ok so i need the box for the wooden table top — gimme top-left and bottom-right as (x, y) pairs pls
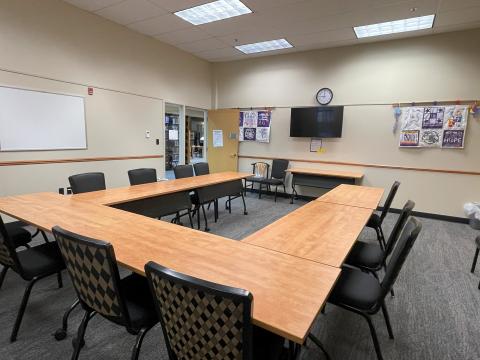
(286, 167), (364, 179)
(317, 184), (384, 209)
(243, 200), (373, 268)
(0, 192), (340, 344)
(72, 171), (251, 205)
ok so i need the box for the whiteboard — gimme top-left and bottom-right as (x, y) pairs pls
(0, 86), (87, 151)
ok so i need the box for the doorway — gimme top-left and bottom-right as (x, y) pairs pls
(164, 103), (184, 180)
(185, 107), (207, 166)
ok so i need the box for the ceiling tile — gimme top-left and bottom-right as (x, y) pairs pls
(177, 37), (229, 52)
(438, 0), (480, 12)
(154, 27), (212, 44)
(194, 47), (244, 60)
(128, 14), (192, 35)
(287, 28), (356, 46)
(218, 28), (287, 46)
(148, 0), (209, 12)
(434, 6), (480, 28)
(63, 0), (124, 12)
(95, 0), (166, 25)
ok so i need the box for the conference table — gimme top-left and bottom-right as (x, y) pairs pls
(0, 172), (384, 346)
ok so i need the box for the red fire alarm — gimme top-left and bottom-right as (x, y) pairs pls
(88, 87), (94, 95)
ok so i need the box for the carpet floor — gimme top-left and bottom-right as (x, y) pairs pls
(0, 193), (479, 359)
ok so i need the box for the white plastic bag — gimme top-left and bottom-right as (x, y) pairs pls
(464, 202), (480, 220)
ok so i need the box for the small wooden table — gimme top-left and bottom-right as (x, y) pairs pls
(317, 184), (384, 210)
(0, 192), (340, 344)
(243, 200), (373, 267)
(286, 168), (364, 203)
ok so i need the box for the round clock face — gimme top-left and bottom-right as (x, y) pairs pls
(316, 88), (333, 105)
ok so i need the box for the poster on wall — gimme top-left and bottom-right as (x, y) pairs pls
(399, 105), (468, 149)
(239, 110), (271, 143)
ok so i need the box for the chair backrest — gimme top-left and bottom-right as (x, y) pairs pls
(68, 172), (106, 194)
(0, 216), (21, 272)
(384, 200), (415, 257)
(252, 162), (269, 178)
(52, 226), (130, 325)
(271, 159), (289, 180)
(128, 168), (157, 186)
(193, 162), (210, 176)
(173, 165), (194, 179)
(379, 181), (400, 222)
(380, 217), (422, 298)
(145, 261), (254, 360)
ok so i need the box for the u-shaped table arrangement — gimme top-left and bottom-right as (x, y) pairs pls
(0, 171), (384, 345)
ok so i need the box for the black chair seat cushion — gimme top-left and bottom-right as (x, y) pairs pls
(259, 178), (283, 185)
(17, 242), (65, 280)
(366, 213), (381, 228)
(117, 273), (157, 331)
(344, 241), (384, 270)
(4, 223), (32, 248)
(253, 325), (285, 360)
(328, 267), (382, 312)
(246, 175), (265, 183)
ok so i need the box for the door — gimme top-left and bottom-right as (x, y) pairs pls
(207, 109), (240, 173)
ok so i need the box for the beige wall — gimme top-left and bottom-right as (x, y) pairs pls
(213, 29), (480, 217)
(0, 0), (212, 201)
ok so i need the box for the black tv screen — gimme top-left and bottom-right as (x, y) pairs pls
(290, 106), (344, 138)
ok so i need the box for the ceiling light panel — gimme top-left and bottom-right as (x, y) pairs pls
(354, 14), (435, 39)
(235, 39), (293, 54)
(174, 0), (252, 25)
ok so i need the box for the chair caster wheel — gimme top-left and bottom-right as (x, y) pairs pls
(244, 211), (248, 215)
(54, 329), (67, 341)
(72, 337), (85, 349)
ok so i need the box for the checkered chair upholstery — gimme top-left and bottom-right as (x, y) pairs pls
(0, 221), (17, 269)
(145, 261), (254, 360)
(53, 226), (126, 320)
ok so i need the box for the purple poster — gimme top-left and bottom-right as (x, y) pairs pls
(243, 128), (256, 141)
(442, 130), (464, 148)
(257, 111), (271, 127)
(422, 107), (445, 129)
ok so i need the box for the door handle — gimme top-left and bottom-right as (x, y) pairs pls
(230, 153), (237, 158)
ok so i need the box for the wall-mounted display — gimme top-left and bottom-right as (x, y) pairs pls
(399, 105), (468, 148)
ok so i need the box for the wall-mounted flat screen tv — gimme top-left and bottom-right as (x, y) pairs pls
(290, 106), (344, 138)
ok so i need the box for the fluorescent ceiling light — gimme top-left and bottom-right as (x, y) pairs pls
(174, 0), (252, 26)
(235, 39), (293, 54)
(354, 14), (435, 39)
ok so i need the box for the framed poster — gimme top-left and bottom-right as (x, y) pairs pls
(239, 110), (271, 143)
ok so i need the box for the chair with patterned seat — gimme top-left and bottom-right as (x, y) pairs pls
(244, 162), (270, 197)
(0, 217), (65, 342)
(145, 261), (285, 360)
(52, 226), (158, 360)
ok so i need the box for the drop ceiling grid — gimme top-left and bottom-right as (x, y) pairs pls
(62, 0), (480, 61)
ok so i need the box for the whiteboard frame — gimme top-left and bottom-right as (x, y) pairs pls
(0, 84), (88, 152)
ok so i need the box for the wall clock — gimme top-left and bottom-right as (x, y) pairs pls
(316, 88), (333, 105)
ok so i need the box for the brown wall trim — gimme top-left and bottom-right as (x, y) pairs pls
(0, 155), (163, 167)
(238, 155), (480, 176)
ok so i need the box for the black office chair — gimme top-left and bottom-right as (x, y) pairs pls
(68, 172), (106, 194)
(344, 200), (415, 297)
(367, 181), (400, 250)
(173, 164), (194, 179)
(52, 226), (158, 360)
(319, 217), (422, 360)
(193, 162), (209, 176)
(245, 162), (270, 196)
(256, 159), (289, 202)
(128, 168), (157, 185)
(145, 261), (285, 360)
(0, 218), (65, 342)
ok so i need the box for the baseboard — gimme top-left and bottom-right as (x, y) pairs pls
(245, 188), (469, 224)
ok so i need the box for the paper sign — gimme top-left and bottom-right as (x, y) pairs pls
(213, 130), (223, 147)
(168, 129), (178, 140)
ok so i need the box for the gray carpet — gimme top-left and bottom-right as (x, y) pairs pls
(1, 193), (479, 360)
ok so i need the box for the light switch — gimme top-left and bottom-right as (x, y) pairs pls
(145, 130), (151, 139)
